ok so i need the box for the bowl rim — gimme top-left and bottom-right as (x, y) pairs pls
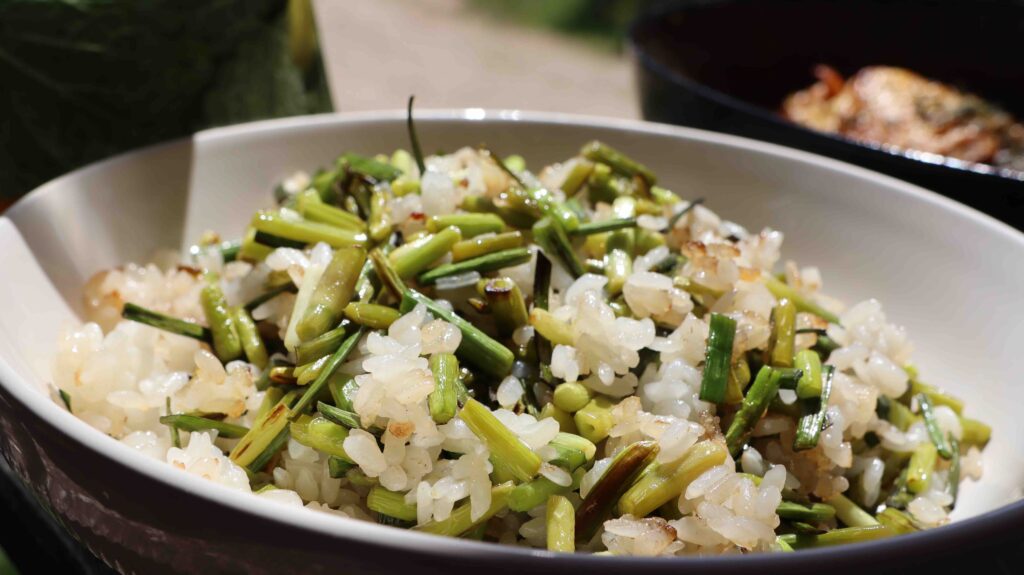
(626, 0), (1024, 184)
(3, 108), (1024, 569)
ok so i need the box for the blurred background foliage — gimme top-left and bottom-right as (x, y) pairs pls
(0, 0), (330, 199)
(469, 0), (657, 49)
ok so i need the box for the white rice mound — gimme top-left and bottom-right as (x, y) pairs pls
(52, 145), (984, 555)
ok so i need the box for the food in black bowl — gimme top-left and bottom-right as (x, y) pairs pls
(784, 65), (1024, 172)
(629, 0), (1024, 228)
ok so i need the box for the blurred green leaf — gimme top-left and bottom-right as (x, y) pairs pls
(0, 0), (331, 198)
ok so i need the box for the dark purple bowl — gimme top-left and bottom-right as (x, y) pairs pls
(629, 0), (1024, 228)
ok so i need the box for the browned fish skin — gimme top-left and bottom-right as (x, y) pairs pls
(783, 66), (1024, 170)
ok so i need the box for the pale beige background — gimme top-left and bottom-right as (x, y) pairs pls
(314, 0), (638, 118)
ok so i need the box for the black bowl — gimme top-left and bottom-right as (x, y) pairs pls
(629, 0), (1024, 228)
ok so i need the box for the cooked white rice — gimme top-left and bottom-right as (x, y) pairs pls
(52, 142), (987, 555)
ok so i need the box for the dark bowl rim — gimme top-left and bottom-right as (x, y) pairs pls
(2, 110), (1024, 571)
(626, 0), (1024, 184)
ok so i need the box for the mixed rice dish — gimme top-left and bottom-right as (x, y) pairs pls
(53, 125), (990, 555)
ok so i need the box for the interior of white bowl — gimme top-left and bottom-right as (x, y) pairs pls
(2, 110), (1023, 553)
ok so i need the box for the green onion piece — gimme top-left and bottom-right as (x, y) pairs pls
(538, 403), (577, 435)
(200, 280), (243, 362)
(876, 396), (918, 431)
(561, 160), (594, 196)
(650, 185), (681, 206)
(517, 186), (580, 232)
(122, 302), (211, 342)
(553, 382), (593, 413)
(675, 276), (724, 301)
(586, 162), (621, 204)
(406, 96), (426, 174)
(829, 493), (879, 527)
(368, 188), (393, 243)
(158, 414), (250, 438)
(876, 507), (920, 535)
(509, 468), (585, 512)
(255, 387), (285, 419)
(775, 367), (804, 389)
(268, 365), (297, 386)
(603, 244), (632, 297)
(885, 466), (913, 510)
(294, 190), (367, 231)
(230, 401), (292, 469)
(724, 356), (752, 405)
(328, 456), (355, 478)
(295, 324), (349, 366)
(428, 353), (460, 424)
(289, 414), (352, 460)
(917, 393), (954, 459)
(666, 197), (705, 229)
(795, 349), (823, 399)
(367, 486), (418, 522)
(763, 275), (840, 324)
(296, 247), (366, 342)
(251, 211), (367, 249)
(948, 435), (961, 508)
(575, 441), (659, 541)
(779, 525), (893, 549)
(482, 277), (529, 337)
(573, 397), (616, 444)
(417, 247), (531, 285)
(400, 289), (514, 379)
(310, 169), (340, 204)
(426, 213), (505, 238)
(533, 217), (584, 278)
(776, 501), (836, 522)
(238, 228), (274, 262)
(725, 366), (782, 456)
(295, 356), (328, 386)
(581, 141), (657, 185)
(451, 231), (525, 262)
(164, 397), (179, 448)
(547, 433), (597, 470)
(246, 427), (290, 473)
(389, 227), (462, 280)
(502, 154), (526, 173)
(570, 218), (637, 236)
(243, 282), (296, 312)
(528, 308), (573, 347)
(415, 482), (513, 536)
(794, 365), (835, 450)
(59, 389), (72, 412)
(460, 195), (538, 229)
(316, 401), (361, 429)
(700, 313), (737, 403)
(769, 298), (797, 367)
(906, 379), (963, 415)
(290, 329), (364, 418)
(231, 306), (268, 369)
(635, 229), (665, 255)
(344, 302), (400, 329)
(459, 399), (541, 482)
(546, 495), (575, 552)
(340, 153), (403, 183)
(906, 442), (938, 494)
(959, 417), (991, 448)
(329, 375), (360, 412)
(252, 231), (306, 249)
(346, 468), (378, 488)
(616, 440), (728, 517)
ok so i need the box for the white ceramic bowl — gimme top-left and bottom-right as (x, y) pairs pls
(2, 111), (1022, 574)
